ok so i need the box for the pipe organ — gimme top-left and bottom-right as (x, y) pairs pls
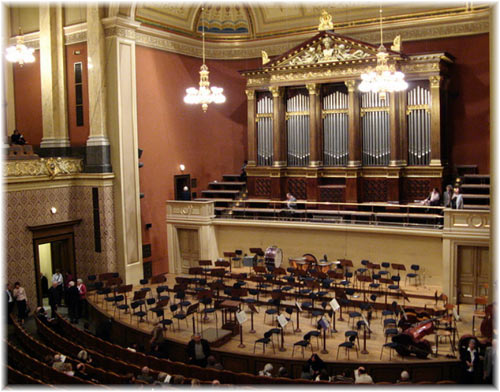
(286, 88), (310, 166)
(407, 84), (431, 166)
(241, 30), (453, 203)
(361, 92), (390, 166)
(256, 92), (274, 166)
(322, 86), (348, 166)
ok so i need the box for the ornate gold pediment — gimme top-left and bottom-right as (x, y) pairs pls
(270, 32), (378, 68)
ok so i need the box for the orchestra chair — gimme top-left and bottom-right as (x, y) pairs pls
(174, 290), (191, 312)
(93, 281), (105, 302)
(369, 294), (379, 318)
(150, 298), (171, 325)
(169, 304), (188, 331)
(223, 252), (236, 272)
(292, 332), (313, 357)
(113, 294), (128, 316)
(101, 288), (114, 310)
(380, 342), (400, 360)
(472, 296), (488, 334)
(130, 300), (147, 324)
(379, 262), (391, 277)
(156, 285), (169, 299)
(254, 330), (275, 354)
(435, 327), (456, 356)
(139, 278), (152, 297)
(405, 264), (421, 286)
(388, 276), (401, 296)
(336, 335), (359, 360)
(479, 283), (489, 298)
(345, 330), (360, 350)
(232, 250), (243, 269)
(383, 318), (397, 331)
(154, 309), (173, 332)
(87, 275), (97, 291)
(264, 298), (280, 324)
(269, 327), (281, 347)
(348, 310), (362, 328)
(384, 328), (399, 343)
(198, 260), (212, 280)
(369, 274), (381, 293)
(308, 330), (321, 350)
(311, 305), (325, 326)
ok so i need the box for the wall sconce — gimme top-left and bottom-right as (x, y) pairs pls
(50, 207), (57, 214)
(179, 164), (185, 172)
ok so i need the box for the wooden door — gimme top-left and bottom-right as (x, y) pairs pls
(457, 245), (489, 304)
(177, 228), (200, 273)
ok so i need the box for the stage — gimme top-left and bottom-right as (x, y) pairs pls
(85, 267), (482, 381)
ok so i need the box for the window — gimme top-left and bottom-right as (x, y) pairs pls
(74, 62), (84, 126)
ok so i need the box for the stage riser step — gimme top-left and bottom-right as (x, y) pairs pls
(222, 174), (242, 182)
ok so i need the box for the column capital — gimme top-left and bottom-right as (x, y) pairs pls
(345, 80), (357, 92)
(245, 89), (255, 100)
(269, 86), (283, 98)
(429, 75), (443, 88)
(306, 83), (319, 95)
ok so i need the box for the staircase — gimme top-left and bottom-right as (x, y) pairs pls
(455, 166), (490, 210)
(196, 174), (246, 216)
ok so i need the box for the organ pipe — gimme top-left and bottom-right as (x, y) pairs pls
(407, 85), (431, 165)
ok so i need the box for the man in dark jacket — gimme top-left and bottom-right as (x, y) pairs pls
(186, 333), (211, 367)
(66, 281), (80, 324)
(48, 282), (61, 318)
(461, 339), (480, 384)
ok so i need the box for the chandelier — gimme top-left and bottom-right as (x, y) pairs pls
(5, 30), (35, 66)
(184, 7), (226, 112)
(358, 8), (407, 100)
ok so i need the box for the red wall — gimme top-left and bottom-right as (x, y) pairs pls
(12, 50), (43, 145)
(135, 46), (259, 274)
(65, 42), (90, 146)
(403, 33), (490, 173)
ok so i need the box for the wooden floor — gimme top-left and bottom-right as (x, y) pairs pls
(90, 268), (481, 364)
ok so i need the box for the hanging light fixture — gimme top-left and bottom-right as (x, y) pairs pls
(6, 28), (35, 66)
(358, 7), (407, 100)
(184, 6), (226, 112)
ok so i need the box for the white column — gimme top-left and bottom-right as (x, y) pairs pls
(3, 4), (16, 144)
(39, 4), (69, 149)
(103, 17), (143, 284)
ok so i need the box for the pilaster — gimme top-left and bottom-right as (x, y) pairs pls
(269, 86), (286, 167)
(245, 89), (257, 166)
(306, 83), (321, 167)
(85, 5), (111, 173)
(429, 75), (443, 166)
(39, 5), (70, 152)
(103, 16), (143, 284)
(345, 80), (361, 167)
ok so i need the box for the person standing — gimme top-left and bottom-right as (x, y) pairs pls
(40, 273), (49, 298)
(186, 333), (211, 367)
(484, 339), (495, 384)
(48, 282), (60, 318)
(6, 283), (14, 323)
(52, 269), (63, 306)
(451, 187), (464, 209)
(66, 281), (80, 324)
(442, 184), (454, 208)
(461, 339), (479, 383)
(13, 282), (28, 324)
(76, 279), (87, 319)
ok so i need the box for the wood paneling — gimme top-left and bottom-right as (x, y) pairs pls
(458, 245), (490, 304)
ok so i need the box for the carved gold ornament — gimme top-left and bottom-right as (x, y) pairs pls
(318, 10), (334, 31)
(261, 50), (270, 65)
(4, 158), (83, 178)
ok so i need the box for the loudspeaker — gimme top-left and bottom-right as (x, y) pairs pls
(140, 193), (145, 199)
(138, 148), (143, 158)
(145, 223), (152, 230)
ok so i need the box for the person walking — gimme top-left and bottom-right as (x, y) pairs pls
(48, 282), (61, 318)
(66, 281), (80, 324)
(52, 269), (63, 306)
(76, 278), (87, 319)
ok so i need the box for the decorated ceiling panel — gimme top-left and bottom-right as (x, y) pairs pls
(196, 4), (251, 36)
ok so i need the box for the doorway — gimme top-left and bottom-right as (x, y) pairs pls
(177, 228), (200, 273)
(28, 220), (80, 306)
(457, 245), (489, 304)
(174, 174), (191, 200)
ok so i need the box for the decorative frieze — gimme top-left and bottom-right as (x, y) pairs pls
(4, 158), (83, 178)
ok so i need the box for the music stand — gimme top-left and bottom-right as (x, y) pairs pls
(391, 263), (406, 277)
(277, 314), (288, 352)
(400, 288), (410, 306)
(359, 313), (373, 354)
(248, 303), (258, 333)
(236, 310), (248, 348)
(223, 252), (236, 272)
(186, 303), (199, 335)
(295, 301), (302, 333)
(243, 256), (256, 274)
(318, 316), (329, 354)
(250, 248), (264, 266)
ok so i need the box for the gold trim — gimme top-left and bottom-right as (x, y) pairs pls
(360, 107), (390, 117)
(5, 173), (115, 192)
(406, 104), (430, 115)
(256, 113), (272, 122)
(4, 158), (83, 179)
(322, 109), (349, 118)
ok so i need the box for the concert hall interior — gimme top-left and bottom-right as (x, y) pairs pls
(4, 2), (494, 387)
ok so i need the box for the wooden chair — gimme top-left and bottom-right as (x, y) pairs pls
(472, 296), (488, 334)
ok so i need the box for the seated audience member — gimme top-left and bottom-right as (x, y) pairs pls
(423, 187), (440, 206)
(315, 368), (330, 382)
(397, 370), (410, 383)
(154, 372), (171, 385)
(10, 129), (26, 145)
(258, 363), (273, 377)
(74, 363), (96, 382)
(124, 373), (136, 384)
(443, 184), (454, 208)
(172, 375), (186, 385)
(63, 363), (74, 377)
(137, 366), (154, 384)
(240, 160), (247, 182)
(354, 366), (374, 384)
(451, 187), (464, 209)
(300, 364), (313, 380)
(52, 354), (65, 371)
(186, 333), (211, 367)
(206, 355), (223, 370)
(191, 378), (201, 387)
(44, 354), (54, 367)
(278, 366), (289, 378)
(307, 353), (326, 379)
(83, 322), (93, 335)
(286, 192), (297, 210)
(333, 368), (354, 383)
(211, 380), (220, 385)
(77, 350), (93, 364)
